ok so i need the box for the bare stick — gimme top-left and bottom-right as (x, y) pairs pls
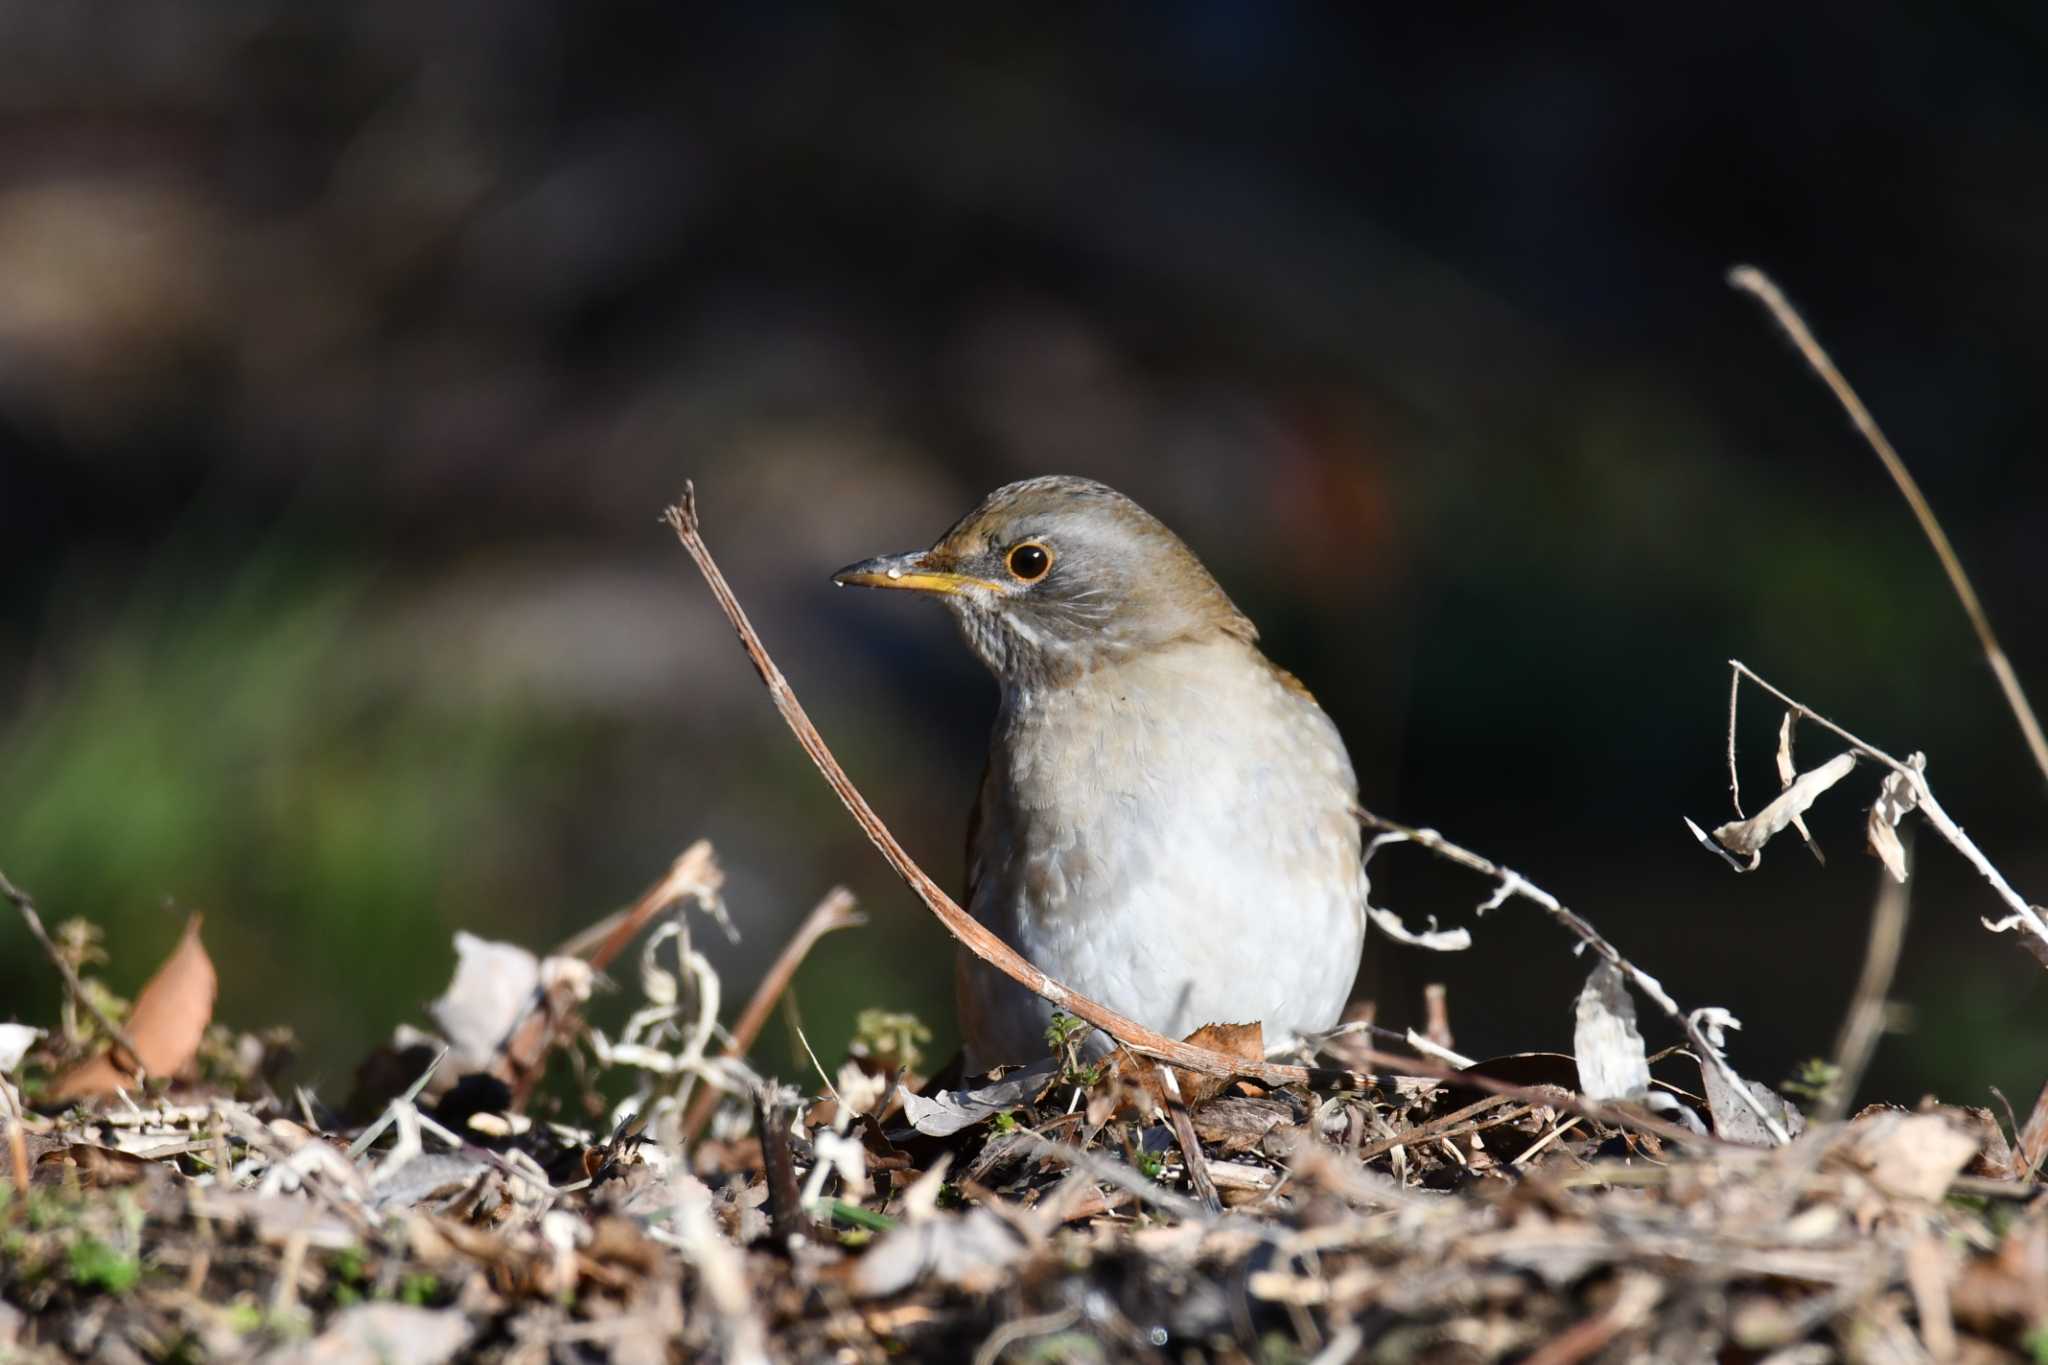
(1727, 666), (1746, 818)
(1, 867), (149, 1084)
(1726, 660), (2048, 966)
(679, 887), (864, 1144)
(1352, 807), (1793, 1144)
(556, 840), (724, 972)
(1729, 265), (2048, 790)
(1155, 1065), (1222, 1213)
(1821, 860), (1911, 1124)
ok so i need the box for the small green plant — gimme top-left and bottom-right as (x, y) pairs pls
(992, 1109), (1019, 1134)
(399, 1272), (441, 1306)
(1045, 1012), (1101, 1087)
(2024, 1325), (2048, 1365)
(1780, 1058), (1842, 1105)
(67, 1238), (141, 1293)
(850, 1010), (932, 1074)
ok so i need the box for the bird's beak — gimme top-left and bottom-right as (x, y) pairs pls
(832, 551), (1004, 597)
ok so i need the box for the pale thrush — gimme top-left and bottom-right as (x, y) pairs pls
(835, 476), (1366, 1072)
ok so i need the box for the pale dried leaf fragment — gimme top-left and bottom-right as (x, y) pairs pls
(901, 1060), (1058, 1137)
(271, 1302), (476, 1365)
(0, 1024), (41, 1074)
(1867, 761), (1922, 884)
(1690, 1006), (1803, 1146)
(1710, 751), (1858, 863)
(426, 932), (540, 1074)
(851, 1208), (1027, 1297)
(1573, 962), (1650, 1101)
(50, 913), (216, 1101)
(1776, 711), (1826, 863)
(1848, 1111), (1977, 1202)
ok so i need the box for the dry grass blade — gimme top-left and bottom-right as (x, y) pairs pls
(1821, 862), (1911, 1123)
(1729, 264), (2048, 792)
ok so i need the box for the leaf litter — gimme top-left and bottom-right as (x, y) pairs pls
(5, 850), (2048, 1365)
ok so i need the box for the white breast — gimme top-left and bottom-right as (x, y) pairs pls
(957, 635), (1366, 1071)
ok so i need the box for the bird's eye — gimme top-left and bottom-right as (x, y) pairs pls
(1005, 541), (1053, 582)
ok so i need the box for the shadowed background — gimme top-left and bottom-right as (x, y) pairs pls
(4, 4), (2045, 1111)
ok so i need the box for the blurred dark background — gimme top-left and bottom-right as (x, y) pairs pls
(4, 4), (2045, 1112)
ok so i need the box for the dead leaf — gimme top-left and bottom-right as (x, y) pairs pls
(0, 1023), (41, 1074)
(427, 932), (540, 1075)
(850, 1208), (1026, 1297)
(1573, 963), (1650, 1101)
(270, 1302), (475, 1365)
(1696, 1047), (1804, 1147)
(1170, 1021), (1264, 1109)
(901, 1061), (1057, 1137)
(49, 913), (216, 1101)
(1846, 1111), (1976, 1202)
(1776, 711), (1826, 863)
(1867, 764), (1921, 884)
(1712, 751), (1857, 862)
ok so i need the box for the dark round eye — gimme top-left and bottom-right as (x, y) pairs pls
(1005, 541), (1052, 582)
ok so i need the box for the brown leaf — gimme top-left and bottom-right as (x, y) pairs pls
(1172, 1022), (1264, 1109)
(49, 914), (216, 1102)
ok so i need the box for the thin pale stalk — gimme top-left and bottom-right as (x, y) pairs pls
(1729, 265), (2048, 791)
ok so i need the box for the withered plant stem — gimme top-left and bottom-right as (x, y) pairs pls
(1, 866), (149, 1085)
(1352, 807), (1793, 1144)
(1822, 860), (1910, 1124)
(1729, 265), (2048, 792)
(1726, 659), (2048, 966)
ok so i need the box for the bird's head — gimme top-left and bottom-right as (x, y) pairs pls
(833, 476), (1254, 687)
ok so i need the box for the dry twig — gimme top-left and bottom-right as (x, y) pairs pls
(1708, 660), (2048, 967)
(1821, 861), (1912, 1124)
(1353, 808), (1794, 1144)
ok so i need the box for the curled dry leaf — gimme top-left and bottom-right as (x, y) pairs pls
(428, 933), (541, 1074)
(1847, 1112), (1978, 1203)
(1867, 762), (1922, 885)
(1712, 751), (1858, 861)
(1777, 711), (1826, 863)
(48, 913), (216, 1102)
(0, 1023), (41, 1074)
(1573, 963), (1651, 1102)
(901, 1061), (1058, 1138)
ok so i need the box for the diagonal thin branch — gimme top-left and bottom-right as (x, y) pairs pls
(1729, 265), (2048, 792)
(1351, 809), (1793, 1144)
(1722, 660), (2048, 967)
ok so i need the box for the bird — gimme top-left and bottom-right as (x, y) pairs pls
(833, 476), (1366, 1074)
